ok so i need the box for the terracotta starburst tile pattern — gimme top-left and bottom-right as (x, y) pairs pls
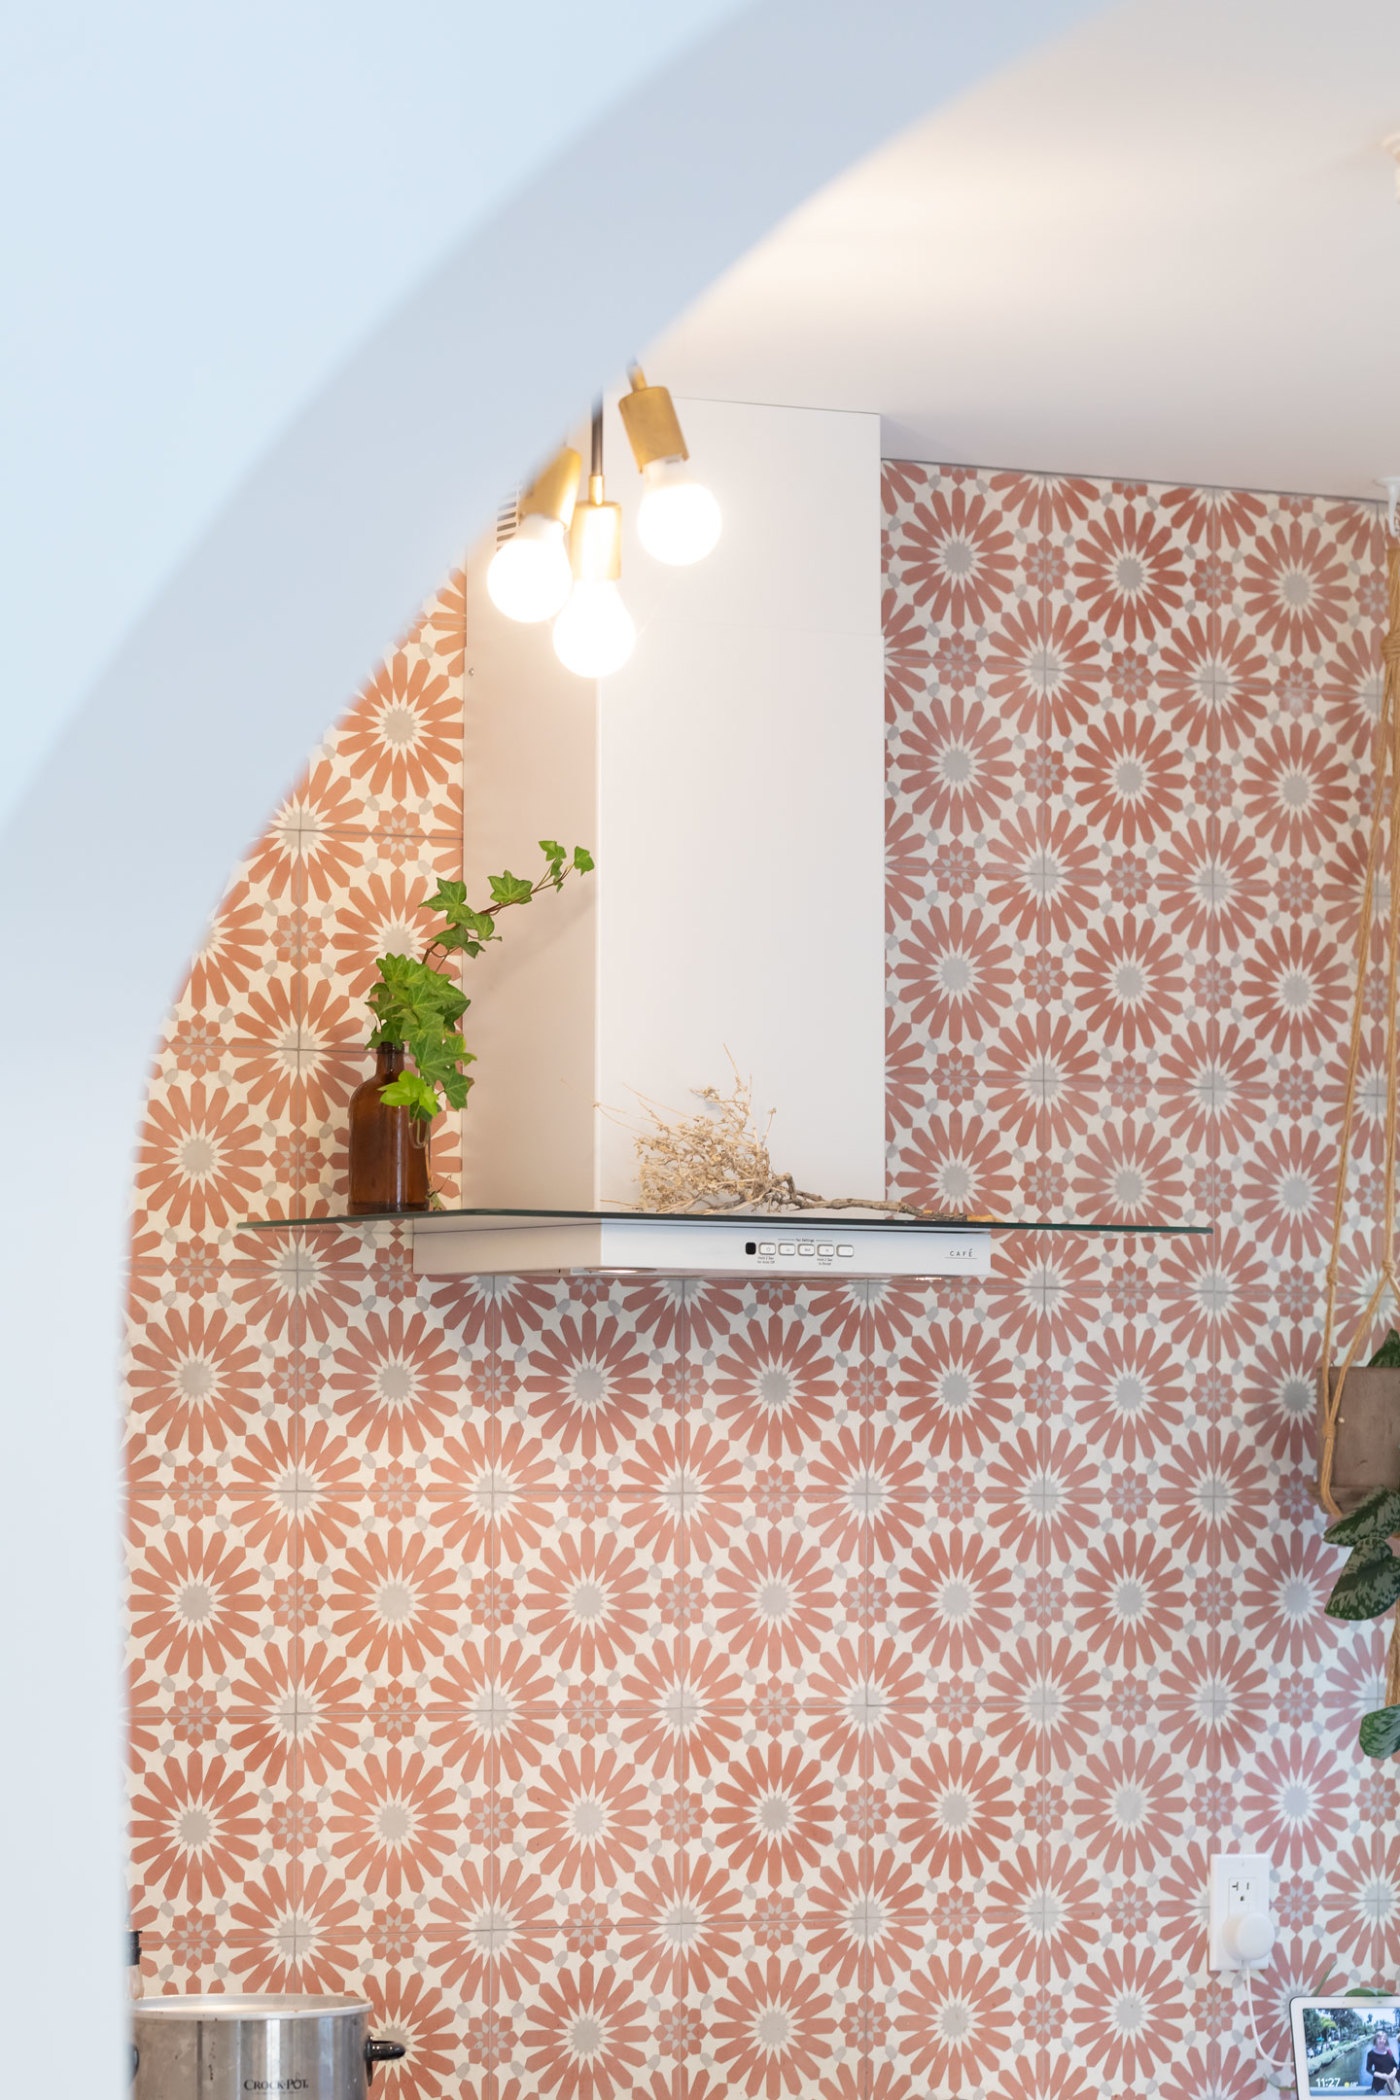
(125, 474), (1391, 2100)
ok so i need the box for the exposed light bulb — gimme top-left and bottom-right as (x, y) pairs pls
(484, 445), (581, 623)
(637, 456), (722, 565)
(485, 513), (573, 622)
(554, 421), (634, 679)
(619, 367), (721, 567)
(552, 579), (636, 678)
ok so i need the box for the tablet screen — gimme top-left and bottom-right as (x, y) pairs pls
(1292, 1999), (1400, 2095)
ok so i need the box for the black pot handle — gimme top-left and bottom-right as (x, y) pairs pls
(365, 2039), (406, 2082)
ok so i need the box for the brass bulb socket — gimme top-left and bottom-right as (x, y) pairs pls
(520, 445), (582, 528)
(619, 374), (689, 471)
(569, 495), (623, 582)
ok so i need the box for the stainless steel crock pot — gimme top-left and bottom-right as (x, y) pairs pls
(132, 1995), (406, 2100)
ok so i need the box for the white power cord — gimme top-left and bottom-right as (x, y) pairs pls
(1242, 1968), (1296, 2091)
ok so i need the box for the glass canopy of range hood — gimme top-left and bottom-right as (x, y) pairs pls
(236, 1209), (1211, 1280)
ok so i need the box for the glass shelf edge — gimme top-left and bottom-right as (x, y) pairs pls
(236, 1210), (1212, 1235)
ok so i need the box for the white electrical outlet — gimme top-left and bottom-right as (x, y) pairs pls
(1209, 1853), (1274, 1971)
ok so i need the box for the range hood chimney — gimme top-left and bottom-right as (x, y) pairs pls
(442, 393), (890, 1271)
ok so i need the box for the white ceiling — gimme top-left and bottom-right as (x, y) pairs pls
(651, 0), (1400, 497)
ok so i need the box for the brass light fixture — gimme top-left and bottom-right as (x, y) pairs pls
(485, 445), (581, 623)
(491, 369), (718, 676)
(552, 404), (636, 678)
(619, 365), (722, 565)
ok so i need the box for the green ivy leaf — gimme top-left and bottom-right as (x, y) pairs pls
(365, 846), (593, 1126)
(421, 983), (466, 1027)
(368, 956), (468, 1086)
(367, 955), (418, 1043)
(422, 878), (468, 916)
(423, 971), (468, 1019)
(1325, 1544), (1400, 1621)
(379, 1071), (441, 1121)
(1325, 1486), (1400, 1549)
(1371, 1329), (1400, 1368)
(488, 869), (535, 907)
(1360, 1705), (1400, 1759)
(434, 895), (498, 941)
(411, 1030), (474, 1087)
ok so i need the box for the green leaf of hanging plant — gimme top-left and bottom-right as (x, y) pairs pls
(1371, 1329), (1400, 1368)
(1360, 1705), (1400, 1759)
(572, 845), (595, 872)
(1325, 1544), (1400, 1621)
(1325, 1486), (1400, 1549)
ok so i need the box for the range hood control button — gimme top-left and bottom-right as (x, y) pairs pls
(837, 1244), (854, 1257)
(779, 1243), (796, 1255)
(758, 1241), (776, 1255)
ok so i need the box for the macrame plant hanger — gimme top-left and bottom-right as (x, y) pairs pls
(1319, 498), (1400, 1710)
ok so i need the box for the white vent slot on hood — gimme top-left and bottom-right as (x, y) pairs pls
(456, 395), (885, 1237)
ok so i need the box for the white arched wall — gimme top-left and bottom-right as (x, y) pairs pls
(0, 1), (1106, 2091)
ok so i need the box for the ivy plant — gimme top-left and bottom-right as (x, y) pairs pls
(1323, 1329), (1400, 1759)
(367, 838), (594, 1122)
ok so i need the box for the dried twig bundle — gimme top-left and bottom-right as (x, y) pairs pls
(632, 1063), (777, 1213)
(623, 1057), (944, 1218)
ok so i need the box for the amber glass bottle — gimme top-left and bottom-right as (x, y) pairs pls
(347, 1043), (431, 1213)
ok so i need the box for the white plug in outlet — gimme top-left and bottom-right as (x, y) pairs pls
(1209, 1853), (1274, 1971)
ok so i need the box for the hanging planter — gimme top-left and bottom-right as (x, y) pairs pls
(1319, 1349), (1400, 1516)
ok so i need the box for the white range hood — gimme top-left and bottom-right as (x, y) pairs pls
(409, 1210), (992, 1280)
(436, 393), (898, 1277)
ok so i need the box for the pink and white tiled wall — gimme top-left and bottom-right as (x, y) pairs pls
(126, 468), (1395, 2099)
